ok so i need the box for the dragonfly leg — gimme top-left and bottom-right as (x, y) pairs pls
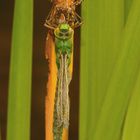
(72, 0), (83, 6)
(44, 21), (56, 30)
(44, 5), (58, 29)
(72, 11), (83, 28)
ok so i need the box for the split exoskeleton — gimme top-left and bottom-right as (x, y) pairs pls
(44, 0), (83, 29)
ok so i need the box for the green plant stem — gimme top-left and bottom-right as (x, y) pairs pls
(7, 0), (33, 140)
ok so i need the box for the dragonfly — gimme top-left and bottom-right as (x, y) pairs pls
(53, 23), (74, 140)
(45, 0), (82, 140)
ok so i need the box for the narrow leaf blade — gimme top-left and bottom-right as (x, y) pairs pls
(7, 0), (33, 140)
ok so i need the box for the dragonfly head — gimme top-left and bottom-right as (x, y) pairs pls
(59, 23), (70, 32)
(54, 23), (73, 40)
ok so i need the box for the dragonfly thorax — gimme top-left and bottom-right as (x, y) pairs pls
(54, 23), (73, 68)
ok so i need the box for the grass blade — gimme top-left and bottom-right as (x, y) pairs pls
(92, 0), (140, 139)
(7, 0), (33, 140)
(122, 69), (140, 140)
(80, 0), (124, 139)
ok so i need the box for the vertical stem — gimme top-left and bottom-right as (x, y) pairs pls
(45, 0), (74, 139)
(45, 33), (57, 140)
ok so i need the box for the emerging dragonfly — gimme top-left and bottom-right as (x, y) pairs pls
(53, 23), (74, 140)
(45, 0), (82, 139)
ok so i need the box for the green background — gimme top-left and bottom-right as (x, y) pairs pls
(1, 0), (140, 140)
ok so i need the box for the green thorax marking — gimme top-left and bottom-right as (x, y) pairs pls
(54, 23), (74, 68)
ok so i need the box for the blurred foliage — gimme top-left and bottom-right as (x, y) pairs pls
(80, 0), (140, 140)
(7, 0), (33, 140)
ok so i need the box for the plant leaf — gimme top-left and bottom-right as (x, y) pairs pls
(80, 0), (124, 139)
(122, 69), (140, 140)
(125, 0), (133, 23)
(93, 0), (140, 140)
(7, 0), (33, 140)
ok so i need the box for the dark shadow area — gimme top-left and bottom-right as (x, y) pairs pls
(0, 0), (14, 139)
(0, 0), (80, 140)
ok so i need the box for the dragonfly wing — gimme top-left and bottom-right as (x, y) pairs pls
(63, 54), (72, 128)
